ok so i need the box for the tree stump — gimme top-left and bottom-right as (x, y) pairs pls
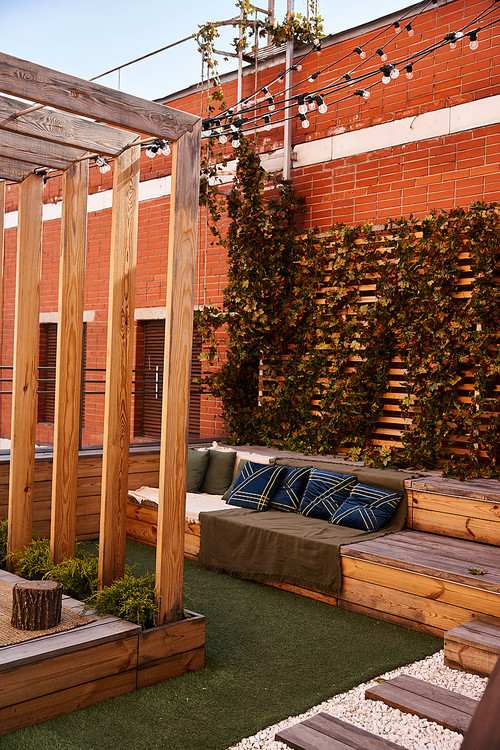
(11, 580), (63, 631)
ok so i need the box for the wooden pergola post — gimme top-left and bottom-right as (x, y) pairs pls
(98, 146), (140, 587)
(0, 180), (4, 348)
(7, 173), (43, 560)
(50, 160), (88, 563)
(155, 124), (201, 624)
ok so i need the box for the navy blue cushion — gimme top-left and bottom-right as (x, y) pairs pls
(226, 461), (288, 511)
(298, 468), (357, 521)
(329, 483), (402, 531)
(269, 466), (310, 513)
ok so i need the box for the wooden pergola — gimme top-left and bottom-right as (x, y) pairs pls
(0, 51), (201, 624)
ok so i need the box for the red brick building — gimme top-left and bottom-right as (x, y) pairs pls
(1, 0), (498, 448)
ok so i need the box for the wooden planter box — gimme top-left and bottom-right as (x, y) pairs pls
(0, 570), (205, 735)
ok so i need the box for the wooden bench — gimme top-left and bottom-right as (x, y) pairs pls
(364, 674), (478, 734)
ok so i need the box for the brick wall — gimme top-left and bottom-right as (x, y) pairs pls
(0, 0), (498, 444)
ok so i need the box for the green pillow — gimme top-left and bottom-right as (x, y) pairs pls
(186, 449), (209, 492)
(221, 459), (247, 502)
(200, 450), (237, 495)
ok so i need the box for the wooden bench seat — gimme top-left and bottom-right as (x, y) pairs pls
(445, 619), (500, 676)
(364, 674), (478, 734)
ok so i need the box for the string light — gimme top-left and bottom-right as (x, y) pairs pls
(264, 115), (272, 131)
(94, 155), (111, 173)
(299, 113), (310, 129)
(446, 30), (464, 49)
(218, 134), (227, 144)
(377, 48), (388, 61)
(157, 140), (171, 156)
(405, 63), (414, 79)
(297, 94), (308, 115)
(405, 22), (415, 36)
(307, 95), (316, 110)
(344, 73), (354, 86)
(381, 65), (393, 84)
(315, 95), (328, 114)
(308, 71), (320, 83)
(231, 134), (241, 148)
(468, 30), (479, 49)
(354, 89), (371, 100)
(390, 65), (400, 79)
(354, 46), (366, 59)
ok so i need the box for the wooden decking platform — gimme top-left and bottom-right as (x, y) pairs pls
(340, 529), (500, 636)
(445, 619), (500, 676)
(365, 674), (478, 734)
(0, 569), (205, 735)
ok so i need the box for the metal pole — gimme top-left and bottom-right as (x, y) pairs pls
(237, 5), (244, 112)
(283, 0), (294, 180)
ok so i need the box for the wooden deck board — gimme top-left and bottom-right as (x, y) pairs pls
(365, 675), (478, 734)
(276, 712), (405, 750)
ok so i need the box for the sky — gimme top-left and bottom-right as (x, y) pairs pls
(0, 0), (410, 101)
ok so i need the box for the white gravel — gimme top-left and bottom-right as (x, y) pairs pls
(228, 650), (487, 750)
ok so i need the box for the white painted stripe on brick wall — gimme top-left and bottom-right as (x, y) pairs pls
(3, 94), (499, 230)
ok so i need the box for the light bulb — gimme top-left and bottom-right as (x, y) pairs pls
(469, 31), (479, 50)
(231, 137), (240, 148)
(354, 46), (366, 59)
(99, 162), (111, 174)
(308, 72), (319, 83)
(264, 115), (272, 131)
(301, 117), (310, 129)
(145, 146), (157, 158)
(405, 64), (414, 80)
(377, 48), (388, 61)
(267, 97), (275, 111)
(201, 129), (212, 138)
(390, 66), (400, 79)
(382, 74), (391, 85)
(362, 89), (371, 99)
(344, 73), (354, 86)
(308, 99), (316, 110)
(406, 23), (414, 37)
(449, 40), (457, 49)
(319, 103), (327, 114)
(159, 142), (171, 156)
(298, 103), (307, 114)
(218, 134), (227, 144)
(292, 64), (302, 71)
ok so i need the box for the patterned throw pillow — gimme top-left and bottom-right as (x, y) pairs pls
(298, 468), (357, 521)
(269, 466), (310, 513)
(329, 483), (402, 531)
(226, 461), (288, 511)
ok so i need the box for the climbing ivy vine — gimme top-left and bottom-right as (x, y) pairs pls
(196, 141), (500, 480)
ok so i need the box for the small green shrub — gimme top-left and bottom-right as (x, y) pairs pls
(0, 516), (7, 568)
(85, 573), (157, 629)
(47, 554), (98, 599)
(11, 538), (54, 580)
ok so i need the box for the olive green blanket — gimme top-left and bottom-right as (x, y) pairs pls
(198, 490), (407, 597)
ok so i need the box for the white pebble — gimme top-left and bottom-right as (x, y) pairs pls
(226, 650), (486, 750)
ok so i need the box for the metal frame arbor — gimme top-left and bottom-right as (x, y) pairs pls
(0, 51), (201, 624)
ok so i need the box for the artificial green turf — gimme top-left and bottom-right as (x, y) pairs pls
(0, 541), (442, 750)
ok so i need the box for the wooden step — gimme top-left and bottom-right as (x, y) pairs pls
(365, 674), (479, 734)
(445, 619), (500, 676)
(275, 712), (404, 750)
(406, 476), (500, 545)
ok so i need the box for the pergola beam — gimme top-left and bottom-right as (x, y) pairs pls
(0, 51), (199, 141)
(50, 160), (88, 564)
(98, 145), (140, 587)
(0, 94), (133, 157)
(7, 173), (44, 559)
(0, 130), (84, 171)
(156, 122), (202, 624)
(0, 156), (35, 182)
